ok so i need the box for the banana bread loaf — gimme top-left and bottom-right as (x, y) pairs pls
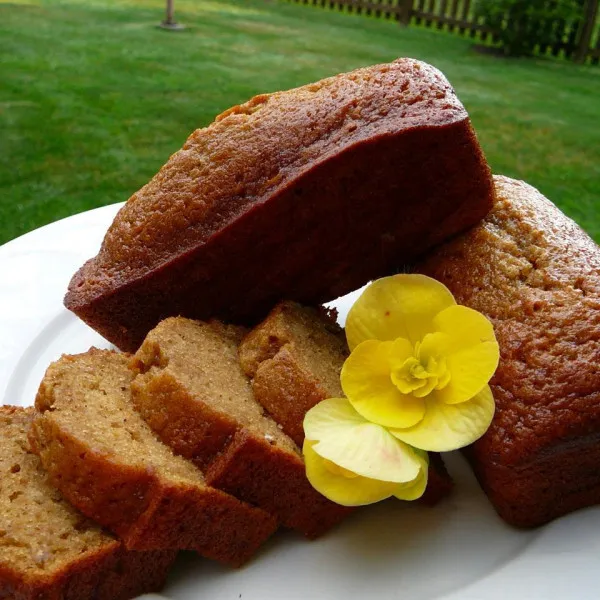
(30, 349), (277, 566)
(130, 317), (352, 538)
(415, 175), (600, 527)
(0, 406), (176, 600)
(239, 300), (453, 505)
(65, 58), (494, 352)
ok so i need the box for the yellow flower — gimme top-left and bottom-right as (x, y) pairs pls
(342, 274), (498, 452)
(303, 398), (429, 506)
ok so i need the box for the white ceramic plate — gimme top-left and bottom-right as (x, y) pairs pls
(2, 207), (599, 600)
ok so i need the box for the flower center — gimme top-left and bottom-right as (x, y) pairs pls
(390, 342), (451, 398)
(322, 458), (359, 479)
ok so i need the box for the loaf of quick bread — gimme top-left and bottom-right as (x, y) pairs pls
(65, 58), (494, 352)
(30, 349), (277, 566)
(415, 175), (600, 527)
(0, 406), (176, 600)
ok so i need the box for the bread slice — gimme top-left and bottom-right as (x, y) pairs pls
(29, 349), (277, 567)
(64, 58), (494, 352)
(239, 302), (347, 447)
(0, 406), (176, 600)
(130, 318), (352, 539)
(415, 175), (600, 527)
(239, 301), (453, 505)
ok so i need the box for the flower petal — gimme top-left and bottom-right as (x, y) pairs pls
(304, 397), (367, 441)
(393, 450), (429, 501)
(434, 305), (497, 350)
(345, 274), (456, 350)
(304, 398), (422, 483)
(341, 340), (426, 429)
(390, 385), (496, 452)
(303, 441), (399, 506)
(432, 305), (500, 405)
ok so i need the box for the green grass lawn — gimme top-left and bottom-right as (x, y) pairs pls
(1, 0), (599, 245)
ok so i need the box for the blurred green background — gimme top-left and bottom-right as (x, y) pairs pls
(1, 0), (599, 245)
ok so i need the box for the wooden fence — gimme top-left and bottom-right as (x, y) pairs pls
(283, 0), (600, 64)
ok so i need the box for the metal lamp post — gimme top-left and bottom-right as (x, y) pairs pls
(159, 0), (185, 30)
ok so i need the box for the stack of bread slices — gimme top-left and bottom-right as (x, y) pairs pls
(4, 301), (453, 599)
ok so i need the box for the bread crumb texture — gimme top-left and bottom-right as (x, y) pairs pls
(0, 406), (176, 600)
(131, 317), (353, 537)
(0, 407), (111, 575)
(239, 301), (347, 446)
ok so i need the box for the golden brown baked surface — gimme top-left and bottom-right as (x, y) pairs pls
(0, 406), (176, 600)
(239, 301), (453, 505)
(415, 175), (600, 527)
(76, 60), (469, 277)
(131, 317), (352, 538)
(65, 58), (494, 351)
(30, 349), (277, 566)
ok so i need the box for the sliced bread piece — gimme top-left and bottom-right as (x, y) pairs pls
(239, 301), (454, 505)
(130, 318), (352, 539)
(238, 302), (347, 447)
(0, 406), (176, 600)
(30, 349), (277, 567)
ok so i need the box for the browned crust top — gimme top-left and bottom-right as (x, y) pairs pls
(67, 58), (468, 302)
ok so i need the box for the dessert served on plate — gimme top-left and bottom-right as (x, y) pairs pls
(238, 301), (454, 505)
(2, 57), (598, 600)
(30, 349), (277, 566)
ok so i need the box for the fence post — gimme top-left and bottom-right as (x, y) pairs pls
(398, 0), (414, 25)
(575, 0), (599, 63)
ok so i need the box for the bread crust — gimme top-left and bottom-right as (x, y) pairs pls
(205, 429), (353, 538)
(419, 454), (454, 507)
(0, 545), (176, 600)
(64, 58), (494, 352)
(30, 351), (277, 566)
(0, 406), (176, 600)
(416, 175), (600, 526)
(251, 345), (329, 447)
